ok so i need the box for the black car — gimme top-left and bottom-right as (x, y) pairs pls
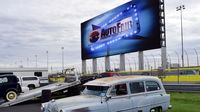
(0, 75), (22, 101)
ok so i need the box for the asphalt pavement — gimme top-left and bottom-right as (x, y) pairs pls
(0, 100), (41, 112)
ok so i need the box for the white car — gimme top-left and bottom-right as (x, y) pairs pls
(41, 76), (171, 112)
(18, 76), (40, 90)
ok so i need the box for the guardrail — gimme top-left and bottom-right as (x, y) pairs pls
(164, 84), (200, 92)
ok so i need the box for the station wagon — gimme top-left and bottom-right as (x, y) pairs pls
(41, 76), (171, 112)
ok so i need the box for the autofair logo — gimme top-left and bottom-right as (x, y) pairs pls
(89, 17), (133, 43)
(0, 77), (8, 83)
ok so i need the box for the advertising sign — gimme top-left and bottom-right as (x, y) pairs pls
(81, 0), (161, 60)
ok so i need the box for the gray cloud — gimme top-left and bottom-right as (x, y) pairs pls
(0, 0), (199, 70)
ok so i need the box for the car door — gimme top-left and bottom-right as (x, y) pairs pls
(107, 83), (132, 112)
(0, 76), (13, 97)
(0, 76), (7, 97)
(145, 81), (164, 111)
(129, 81), (146, 112)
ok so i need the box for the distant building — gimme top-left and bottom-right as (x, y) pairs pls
(0, 67), (48, 77)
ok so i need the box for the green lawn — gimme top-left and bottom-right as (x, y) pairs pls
(168, 92), (200, 112)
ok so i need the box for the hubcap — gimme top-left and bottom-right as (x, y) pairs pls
(7, 91), (16, 101)
(8, 93), (15, 99)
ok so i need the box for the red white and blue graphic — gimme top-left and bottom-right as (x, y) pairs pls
(81, 0), (161, 60)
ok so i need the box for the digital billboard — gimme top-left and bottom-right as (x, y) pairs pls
(81, 0), (161, 60)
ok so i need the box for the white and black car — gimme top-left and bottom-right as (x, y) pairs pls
(18, 76), (40, 90)
(41, 76), (171, 112)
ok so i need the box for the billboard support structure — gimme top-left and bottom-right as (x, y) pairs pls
(120, 54), (126, 71)
(105, 56), (110, 71)
(92, 58), (97, 73)
(160, 0), (167, 69)
(82, 60), (87, 74)
(138, 51), (144, 70)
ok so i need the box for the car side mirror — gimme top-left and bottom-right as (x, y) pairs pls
(105, 95), (112, 101)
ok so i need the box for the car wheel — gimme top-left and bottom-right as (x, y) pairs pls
(5, 90), (17, 101)
(150, 107), (162, 112)
(28, 85), (35, 90)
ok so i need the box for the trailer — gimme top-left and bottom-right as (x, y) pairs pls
(0, 81), (80, 108)
(0, 67), (48, 77)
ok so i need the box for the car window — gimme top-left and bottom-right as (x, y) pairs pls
(186, 70), (196, 75)
(146, 81), (161, 92)
(22, 77), (38, 81)
(110, 83), (127, 96)
(129, 82), (145, 94)
(34, 72), (42, 77)
(8, 76), (18, 83)
(0, 77), (8, 84)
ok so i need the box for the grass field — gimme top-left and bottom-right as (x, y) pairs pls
(168, 92), (200, 112)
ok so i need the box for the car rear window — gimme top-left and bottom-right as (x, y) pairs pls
(129, 82), (145, 94)
(146, 81), (161, 92)
(22, 77), (38, 81)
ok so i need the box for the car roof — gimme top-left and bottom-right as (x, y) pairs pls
(84, 76), (160, 86)
(20, 76), (38, 77)
(0, 74), (15, 77)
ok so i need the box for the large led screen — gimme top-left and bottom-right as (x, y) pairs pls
(81, 0), (161, 60)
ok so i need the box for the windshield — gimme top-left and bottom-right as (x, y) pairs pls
(83, 85), (109, 96)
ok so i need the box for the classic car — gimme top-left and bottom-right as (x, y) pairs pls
(0, 74), (22, 101)
(41, 76), (171, 112)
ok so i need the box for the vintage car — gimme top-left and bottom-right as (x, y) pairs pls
(41, 76), (171, 112)
(0, 74), (22, 101)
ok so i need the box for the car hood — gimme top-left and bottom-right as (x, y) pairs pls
(44, 95), (101, 112)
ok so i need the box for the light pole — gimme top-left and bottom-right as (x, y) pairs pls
(175, 51), (180, 84)
(46, 51), (49, 70)
(194, 48), (199, 66)
(61, 47), (64, 72)
(35, 55), (37, 68)
(184, 49), (189, 67)
(176, 5), (185, 67)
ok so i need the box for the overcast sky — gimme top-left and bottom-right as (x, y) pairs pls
(0, 0), (200, 71)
